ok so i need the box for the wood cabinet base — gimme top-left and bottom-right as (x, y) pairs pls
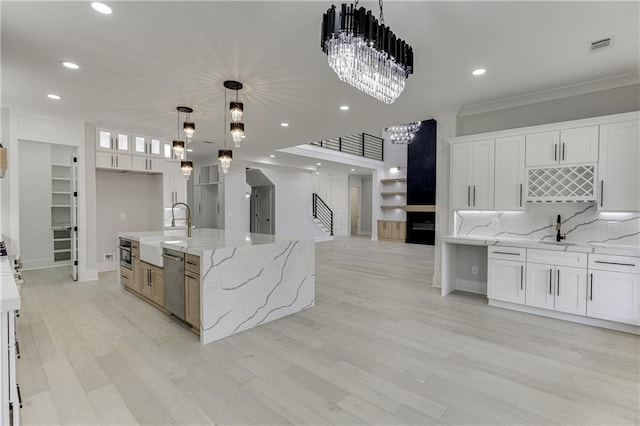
(377, 220), (406, 242)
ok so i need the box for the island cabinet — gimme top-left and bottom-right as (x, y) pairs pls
(140, 261), (164, 306)
(184, 254), (201, 331)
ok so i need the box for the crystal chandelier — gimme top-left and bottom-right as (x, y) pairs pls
(218, 82), (235, 174)
(321, 1), (414, 104)
(386, 121), (421, 144)
(224, 80), (245, 148)
(178, 106), (195, 139)
(173, 107), (193, 176)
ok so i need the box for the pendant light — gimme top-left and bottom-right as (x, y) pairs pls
(173, 107), (192, 176)
(178, 106), (195, 139)
(218, 84), (234, 174)
(224, 80), (245, 148)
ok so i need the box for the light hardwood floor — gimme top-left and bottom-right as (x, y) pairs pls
(17, 237), (640, 425)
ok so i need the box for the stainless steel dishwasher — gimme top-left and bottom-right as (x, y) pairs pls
(162, 248), (186, 320)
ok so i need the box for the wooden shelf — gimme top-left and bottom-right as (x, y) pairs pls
(381, 177), (407, 184)
(405, 205), (436, 212)
(380, 205), (406, 209)
(381, 191), (406, 196)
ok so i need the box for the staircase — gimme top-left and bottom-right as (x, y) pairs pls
(312, 193), (334, 239)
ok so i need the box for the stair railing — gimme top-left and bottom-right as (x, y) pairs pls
(310, 132), (384, 161)
(312, 193), (333, 236)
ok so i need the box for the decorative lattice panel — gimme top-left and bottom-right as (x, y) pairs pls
(527, 164), (596, 202)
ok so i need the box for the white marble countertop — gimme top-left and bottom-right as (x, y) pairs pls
(441, 235), (640, 257)
(119, 228), (311, 259)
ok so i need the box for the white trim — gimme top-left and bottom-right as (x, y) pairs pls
(448, 111), (640, 144)
(489, 299), (640, 335)
(97, 261), (118, 272)
(459, 77), (639, 117)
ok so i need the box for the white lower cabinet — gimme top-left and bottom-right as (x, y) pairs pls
(525, 264), (587, 315)
(587, 254), (640, 325)
(487, 247), (526, 304)
(525, 250), (588, 316)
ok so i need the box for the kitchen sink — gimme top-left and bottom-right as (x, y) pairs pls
(539, 241), (578, 246)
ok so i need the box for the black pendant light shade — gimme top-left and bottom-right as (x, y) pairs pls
(172, 140), (185, 158)
(181, 160), (193, 176)
(229, 102), (244, 122)
(218, 149), (233, 174)
(177, 106), (195, 138)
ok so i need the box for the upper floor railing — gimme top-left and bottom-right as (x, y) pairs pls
(310, 133), (384, 161)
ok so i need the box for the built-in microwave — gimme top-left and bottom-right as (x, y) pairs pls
(119, 238), (132, 269)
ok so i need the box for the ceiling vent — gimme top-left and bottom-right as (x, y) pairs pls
(589, 37), (613, 53)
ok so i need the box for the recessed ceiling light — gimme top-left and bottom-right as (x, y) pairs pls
(47, 94), (61, 100)
(187, 148), (193, 152)
(315, 171), (320, 175)
(269, 154), (275, 158)
(472, 68), (486, 76)
(241, 135), (246, 139)
(350, 168), (355, 172)
(61, 61), (79, 70)
(91, 2), (112, 14)
(340, 105), (349, 111)
(281, 122), (289, 127)
(316, 162), (322, 166)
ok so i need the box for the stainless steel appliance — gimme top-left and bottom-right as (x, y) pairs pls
(119, 238), (132, 269)
(162, 248), (185, 320)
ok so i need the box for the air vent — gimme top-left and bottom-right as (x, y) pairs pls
(589, 37), (613, 53)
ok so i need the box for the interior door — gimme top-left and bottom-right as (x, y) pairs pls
(253, 186), (274, 235)
(350, 186), (359, 236)
(70, 153), (78, 281)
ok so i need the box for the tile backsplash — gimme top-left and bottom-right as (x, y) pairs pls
(455, 203), (640, 246)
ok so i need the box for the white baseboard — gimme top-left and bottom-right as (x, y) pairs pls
(489, 299), (640, 335)
(21, 258), (57, 270)
(80, 268), (99, 282)
(97, 261), (117, 272)
(455, 278), (487, 295)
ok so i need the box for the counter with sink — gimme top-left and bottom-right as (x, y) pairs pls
(118, 229), (315, 344)
(440, 235), (640, 334)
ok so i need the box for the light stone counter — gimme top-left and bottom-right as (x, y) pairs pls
(118, 229), (315, 344)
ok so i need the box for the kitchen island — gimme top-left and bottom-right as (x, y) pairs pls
(118, 229), (315, 344)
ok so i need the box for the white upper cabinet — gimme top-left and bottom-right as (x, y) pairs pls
(450, 139), (494, 210)
(598, 120), (640, 211)
(526, 126), (598, 166)
(494, 135), (525, 211)
(96, 128), (131, 153)
(162, 140), (182, 161)
(133, 134), (162, 157)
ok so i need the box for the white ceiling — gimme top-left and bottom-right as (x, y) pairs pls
(2, 1), (638, 170)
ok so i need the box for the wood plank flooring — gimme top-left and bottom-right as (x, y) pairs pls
(17, 237), (640, 425)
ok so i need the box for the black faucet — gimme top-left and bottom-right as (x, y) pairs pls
(556, 214), (566, 242)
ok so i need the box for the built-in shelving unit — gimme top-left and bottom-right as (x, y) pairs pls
(380, 177), (407, 209)
(51, 164), (72, 263)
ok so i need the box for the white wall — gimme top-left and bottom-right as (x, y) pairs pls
(96, 171), (163, 270)
(317, 174), (350, 237)
(223, 165), (248, 233)
(0, 108), (10, 239)
(18, 140), (54, 268)
(458, 84), (640, 136)
(360, 176), (373, 234)
(379, 132), (408, 222)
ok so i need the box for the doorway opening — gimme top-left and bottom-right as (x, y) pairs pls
(246, 169), (275, 235)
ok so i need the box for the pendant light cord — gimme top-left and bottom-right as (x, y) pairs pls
(224, 88), (228, 149)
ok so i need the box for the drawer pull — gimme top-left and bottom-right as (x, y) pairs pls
(520, 265), (524, 290)
(594, 260), (636, 267)
(492, 251), (520, 256)
(549, 268), (552, 295)
(186, 274), (198, 280)
(17, 384), (22, 408)
(16, 340), (20, 359)
(589, 273), (593, 301)
(557, 269), (560, 296)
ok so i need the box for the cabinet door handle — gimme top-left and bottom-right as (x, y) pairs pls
(520, 265), (524, 290)
(562, 142), (565, 161)
(554, 143), (557, 161)
(493, 251), (520, 256)
(467, 186), (470, 207)
(600, 180), (604, 207)
(111, 155), (114, 167)
(549, 268), (553, 294)
(519, 183), (523, 207)
(473, 185), (476, 207)
(116, 156), (119, 167)
(594, 260), (636, 267)
(557, 269), (560, 296)
(589, 273), (593, 301)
